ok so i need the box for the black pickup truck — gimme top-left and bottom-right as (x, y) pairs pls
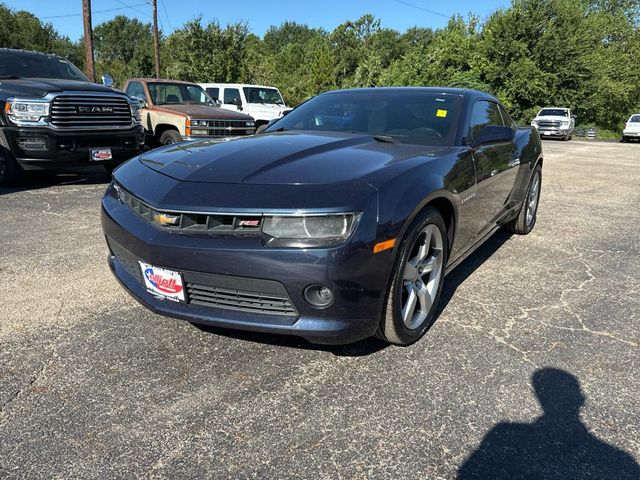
(0, 48), (145, 185)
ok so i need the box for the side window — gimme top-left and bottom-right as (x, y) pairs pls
(224, 88), (241, 105)
(498, 104), (514, 128)
(206, 87), (219, 101)
(126, 82), (146, 101)
(467, 100), (503, 142)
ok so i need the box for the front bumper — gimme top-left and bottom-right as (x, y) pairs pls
(535, 127), (571, 138)
(101, 185), (389, 345)
(3, 125), (145, 170)
(623, 131), (640, 137)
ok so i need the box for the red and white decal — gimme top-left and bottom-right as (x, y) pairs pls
(139, 262), (185, 302)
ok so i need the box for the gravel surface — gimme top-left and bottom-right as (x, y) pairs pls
(1, 140), (639, 479)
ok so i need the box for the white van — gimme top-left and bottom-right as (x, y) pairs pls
(199, 83), (292, 132)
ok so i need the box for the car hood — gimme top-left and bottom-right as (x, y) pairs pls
(138, 131), (454, 186)
(0, 78), (124, 98)
(154, 103), (253, 120)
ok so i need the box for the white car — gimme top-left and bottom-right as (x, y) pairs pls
(531, 107), (575, 141)
(622, 114), (640, 142)
(198, 83), (292, 133)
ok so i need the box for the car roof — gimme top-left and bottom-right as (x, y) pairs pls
(199, 83), (281, 90)
(320, 86), (499, 102)
(0, 47), (66, 61)
(128, 78), (200, 85)
(539, 107), (569, 110)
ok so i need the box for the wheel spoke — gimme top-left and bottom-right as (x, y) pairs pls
(412, 225), (433, 264)
(402, 284), (418, 326)
(416, 280), (433, 316)
(419, 248), (442, 274)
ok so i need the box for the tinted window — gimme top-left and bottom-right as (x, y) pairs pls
(243, 87), (284, 105)
(468, 101), (504, 141)
(126, 82), (145, 101)
(206, 87), (219, 100)
(224, 88), (241, 105)
(267, 90), (462, 146)
(498, 104), (514, 128)
(539, 108), (568, 117)
(0, 51), (88, 82)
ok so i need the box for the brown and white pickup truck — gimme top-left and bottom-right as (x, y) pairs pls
(122, 78), (255, 145)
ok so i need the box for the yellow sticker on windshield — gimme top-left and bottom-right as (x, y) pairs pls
(436, 109), (448, 118)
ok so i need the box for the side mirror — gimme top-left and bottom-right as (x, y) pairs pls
(280, 109), (292, 117)
(132, 95), (147, 109)
(101, 74), (114, 87)
(471, 125), (514, 148)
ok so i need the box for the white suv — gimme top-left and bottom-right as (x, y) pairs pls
(622, 114), (640, 142)
(199, 83), (292, 133)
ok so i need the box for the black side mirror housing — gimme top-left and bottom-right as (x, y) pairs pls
(471, 125), (514, 148)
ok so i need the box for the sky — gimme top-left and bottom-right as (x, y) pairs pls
(6, 0), (511, 40)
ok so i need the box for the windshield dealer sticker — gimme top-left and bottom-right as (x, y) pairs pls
(139, 262), (185, 302)
(436, 109), (448, 118)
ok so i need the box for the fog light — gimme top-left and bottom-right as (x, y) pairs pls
(191, 129), (208, 136)
(304, 285), (334, 308)
(18, 137), (47, 151)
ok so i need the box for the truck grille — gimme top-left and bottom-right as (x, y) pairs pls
(538, 120), (561, 129)
(50, 94), (132, 129)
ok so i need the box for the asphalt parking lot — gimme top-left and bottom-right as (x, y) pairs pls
(0, 140), (639, 479)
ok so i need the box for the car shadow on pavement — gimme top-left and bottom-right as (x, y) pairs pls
(436, 229), (513, 317)
(457, 368), (640, 479)
(0, 169), (110, 195)
(192, 323), (389, 357)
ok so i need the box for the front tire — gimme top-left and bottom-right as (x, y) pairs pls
(506, 164), (542, 235)
(159, 130), (182, 145)
(0, 147), (24, 187)
(378, 207), (448, 345)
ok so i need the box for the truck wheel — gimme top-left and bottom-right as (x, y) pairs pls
(506, 164), (542, 235)
(377, 207), (448, 345)
(159, 130), (182, 145)
(0, 148), (24, 187)
(255, 124), (268, 135)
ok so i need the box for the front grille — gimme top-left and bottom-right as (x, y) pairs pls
(50, 94), (132, 129)
(538, 120), (561, 129)
(207, 128), (252, 137)
(115, 184), (263, 235)
(107, 237), (298, 318)
(187, 283), (297, 316)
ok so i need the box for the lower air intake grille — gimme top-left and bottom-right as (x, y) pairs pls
(187, 283), (297, 316)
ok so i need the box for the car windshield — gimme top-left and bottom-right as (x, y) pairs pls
(629, 115), (640, 123)
(0, 51), (89, 82)
(243, 87), (285, 105)
(266, 90), (462, 146)
(539, 109), (569, 117)
(148, 82), (214, 106)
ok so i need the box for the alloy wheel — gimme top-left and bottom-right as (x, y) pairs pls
(400, 224), (444, 329)
(526, 172), (541, 226)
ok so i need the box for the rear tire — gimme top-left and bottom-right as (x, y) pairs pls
(506, 164), (542, 235)
(159, 130), (182, 145)
(377, 207), (448, 346)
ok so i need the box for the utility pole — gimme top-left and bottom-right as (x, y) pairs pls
(82, 0), (95, 82)
(152, 0), (161, 78)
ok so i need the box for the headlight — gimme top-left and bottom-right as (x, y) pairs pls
(130, 102), (142, 122)
(4, 99), (50, 124)
(262, 213), (361, 247)
(561, 120), (570, 127)
(191, 120), (208, 127)
(246, 121), (255, 127)
(531, 120), (538, 126)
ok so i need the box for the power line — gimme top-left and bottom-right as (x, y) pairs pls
(114, 0), (152, 19)
(41, 3), (149, 19)
(160, 0), (173, 32)
(391, 0), (450, 19)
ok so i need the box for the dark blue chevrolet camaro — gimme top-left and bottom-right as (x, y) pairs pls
(102, 87), (543, 345)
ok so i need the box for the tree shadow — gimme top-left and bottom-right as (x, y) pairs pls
(457, 368), (640, 479)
